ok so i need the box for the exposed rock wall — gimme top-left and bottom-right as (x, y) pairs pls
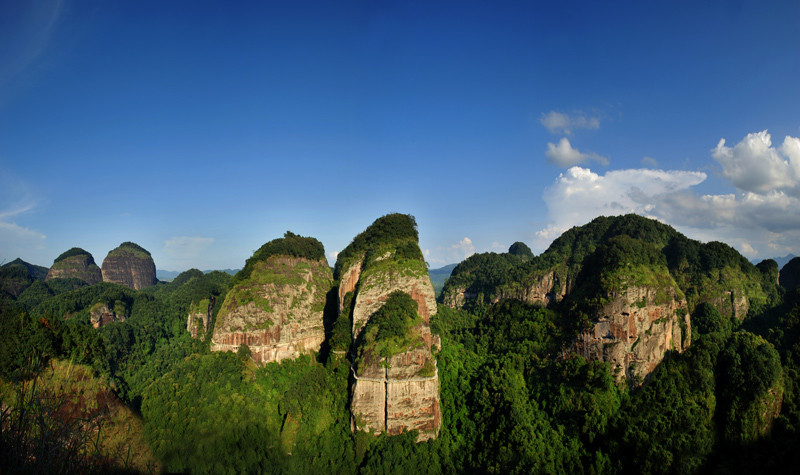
(101, 244), (157, 290)
(211, 256), (331, 364)
(90, 303), (127, 328)
(351, 325), (441, 441)
(346, 254), (441, 441)
(46, 254), (102, 285)
(187, 297), (215, 339)
(351, 269), (437, 341)
(575, 285), (690, 385)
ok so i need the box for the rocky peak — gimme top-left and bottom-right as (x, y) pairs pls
(101, 242), (157, 290)
(337, 214), (441, 441)
(46, 248), (102, 285)
(211, 232), (332, 364)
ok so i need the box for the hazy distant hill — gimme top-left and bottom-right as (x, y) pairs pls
(428, 263), (458, 297)
(157, 268), (240, 282)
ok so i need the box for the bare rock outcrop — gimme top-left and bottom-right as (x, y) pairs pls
(46, 248), (102, 285)
(187, 296), (215, 339)
(576, 283), (690, 386)
(101, 242), (157, 290)
(211, 236), (332, 365)
(90, 302), (127, 328)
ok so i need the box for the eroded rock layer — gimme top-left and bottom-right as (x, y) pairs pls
(46, 250), (102, 285)
(101, 243), (157, 290)
(576, 285), (690, 385)
(211, 256), (331, 364)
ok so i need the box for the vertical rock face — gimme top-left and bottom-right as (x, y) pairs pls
(336, 214), (441, 441)
(187, 296), (215, 339)
(46, 248), (102, 285)
(211, 233), (331, 364)
(101, 242), (157, 290)
(576, 284), (690, 385)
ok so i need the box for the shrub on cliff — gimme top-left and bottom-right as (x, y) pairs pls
(334, 213), (420, 280)
(53, 247), (92, 263)
(232, 231), (325, 286)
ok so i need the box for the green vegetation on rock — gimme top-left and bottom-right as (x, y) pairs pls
(107, 241), (152, 258)
(53, 247), (93, 264)
(334, 213), (421, 280)
(232, 231), (325, 286)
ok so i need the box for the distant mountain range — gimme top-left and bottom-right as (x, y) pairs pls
(753, 254), (797, 269)
(157, 268), (240, 282)
(428, 263), (458, 297)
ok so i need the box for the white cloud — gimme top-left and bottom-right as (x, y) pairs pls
(0, 171), (46, 261)
(533, 166), (707, 250)
(712, 130), (800, 195)
(545, 138), (609, 167)
(328, 251), (339, 262)
(641, 156), (658, 167)
(425, 237), (476, 265)
(163, 236), (215, 262)
(0, 221), (46, 261)
(540, 111), (600, 135)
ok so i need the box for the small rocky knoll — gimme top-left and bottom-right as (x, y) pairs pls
(211, 232), (331, 364)
(89, 301), (128, 328)
(46, 248), (102, 285)
(101, 242), (157, 290)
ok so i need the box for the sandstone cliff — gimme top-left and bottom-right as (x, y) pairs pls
(187, 296), (215, 339)
(101, 242), (157, 290)
(211, 233), (331, 364)
(46, 248), (102, 285)
(575, 283), (690, 385)
(335, 214), (441, 441)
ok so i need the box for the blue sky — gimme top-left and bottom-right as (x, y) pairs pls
(1, 0), (799, 271)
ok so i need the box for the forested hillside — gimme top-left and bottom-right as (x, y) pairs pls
(1, 214), (799, 473)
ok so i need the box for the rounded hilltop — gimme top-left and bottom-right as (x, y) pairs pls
(212, 231), (332, 365)
(101, 242), (157, 290)
(46, 247), (102, 285)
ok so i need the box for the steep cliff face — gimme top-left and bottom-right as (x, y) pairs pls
(439, 215), (771, 326)
(101, 242), (157, 290)
(575, 284), (690, 385)
(336, 214), (441, 441)
(46, 248), (102, 285)
(211, 234), (331, 364)
(187, 297), (215, 339)
(779, 257), (800, 291)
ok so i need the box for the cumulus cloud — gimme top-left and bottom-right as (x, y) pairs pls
(540, 111), (600, 135)
(163, 236), (215, 262)
(545, 138), (609, 167)
(534, 166), (706, 249)
(712, 130), (800, 195)
(425, 237), (476, 265)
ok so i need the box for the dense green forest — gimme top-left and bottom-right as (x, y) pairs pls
(2, 215), (800, 473)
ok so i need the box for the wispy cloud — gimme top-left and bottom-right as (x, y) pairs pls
(0, 171), (46, 260)
(545, 138), (608, 167)
(163, 236), (215, 263)
(540, 110), (600, 135)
